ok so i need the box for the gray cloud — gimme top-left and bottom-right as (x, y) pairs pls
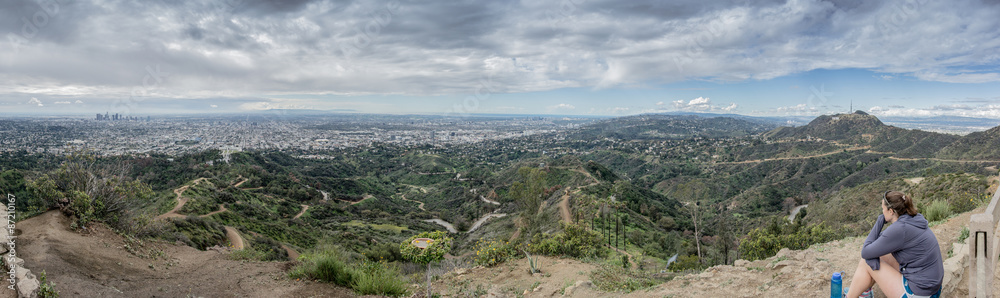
(2, 0), (999, 109)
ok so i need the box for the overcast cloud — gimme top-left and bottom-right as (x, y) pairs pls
(2, 0), (999, 115)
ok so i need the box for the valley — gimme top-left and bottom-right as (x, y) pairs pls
(2, 112), (999, 296)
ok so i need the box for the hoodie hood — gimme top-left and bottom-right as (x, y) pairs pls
(897, 214), (928, 229)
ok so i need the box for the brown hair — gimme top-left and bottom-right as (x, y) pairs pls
(883, 190), (918, 216)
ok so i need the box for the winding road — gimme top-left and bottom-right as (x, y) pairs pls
(155, 178), (210, 220)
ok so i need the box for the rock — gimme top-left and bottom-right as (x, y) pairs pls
(16, 267), (39, 298)
(773, 260), (795, 270)
(734, 259), (749, 267)
(454, 268), (468, 275)
(562, 280), (592, 297)
(942, 242), (968, 294)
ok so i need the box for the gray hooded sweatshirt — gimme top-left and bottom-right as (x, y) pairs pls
(861, 213), (943, 296)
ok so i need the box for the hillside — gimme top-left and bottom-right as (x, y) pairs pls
(566, 114), (777, 140)
(763, 112), (959, 158)
(937, 125), (1000, 160)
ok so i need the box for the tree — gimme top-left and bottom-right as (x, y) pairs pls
(509, 167), (548, 238)
(399, 231), (453, 266)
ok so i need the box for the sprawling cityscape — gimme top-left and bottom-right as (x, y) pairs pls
(0, 113), (598, 156)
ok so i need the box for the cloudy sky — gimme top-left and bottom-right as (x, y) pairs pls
(2, 0), (1000, 117)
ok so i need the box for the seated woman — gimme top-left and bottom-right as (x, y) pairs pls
(846, 191), (943, 298)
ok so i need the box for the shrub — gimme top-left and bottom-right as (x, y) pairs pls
(162, 216), (227, 250)
(351, 259), (409, 296)
(528, 222), (606, 258)
(39, 270), (59, 298)
(290, 245), (408, 297)
(472, 238), (520, 267)
(924, 200), (952, 222)
(28, 154), (156, 235)
(400, 231), (452, 265)
(363, 242), (403, 262)
(738, 221), (840, 261)
(290, 247), (355, 287)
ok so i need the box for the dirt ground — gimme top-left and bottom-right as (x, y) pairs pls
(429, 208), (982, 298)
(17, 211), (352, 297)
(431, 255), (606, 297)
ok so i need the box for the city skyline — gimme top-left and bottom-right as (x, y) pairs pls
(2, 1), (1000, 118)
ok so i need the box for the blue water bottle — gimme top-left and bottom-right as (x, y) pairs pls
(831, 272), (843, 298)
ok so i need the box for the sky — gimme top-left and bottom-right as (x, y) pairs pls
(2, 0), (1000, 118)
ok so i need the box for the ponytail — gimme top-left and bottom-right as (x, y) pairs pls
(902, 195), (918, 216)
(885, 191), (918, 216)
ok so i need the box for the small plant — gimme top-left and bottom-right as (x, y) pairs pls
(472, 238), (519, 267)
(39, 270), (59, 298)
(958, 226), (970, 243)
(524, 250), (540, 274)
(622, 254), (630, 270)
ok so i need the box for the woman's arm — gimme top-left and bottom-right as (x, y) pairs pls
(861, 214), (906, 270)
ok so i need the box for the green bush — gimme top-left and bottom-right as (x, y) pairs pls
(163, 216), (227, 250)
(363, 242), (403, 262)
(400, 231), (452, 265)
(528, 222), (607, 259)
(738, 221), (840, 261)
(39, 270), (59, 298)
(472, 238), (520, 267)
(289, 245), (408, 296)
(290, 247), (354, 287)
(924, 200), (952, 222)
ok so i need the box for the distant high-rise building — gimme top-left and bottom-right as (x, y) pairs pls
(96, 113), (102, 120)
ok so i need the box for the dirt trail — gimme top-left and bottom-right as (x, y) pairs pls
(16, 211), (348, 297)
(155, 177), (209, 220)
(401, 194), (426, 211)
(200, 204), (228, 218)
(888, 156), (1000, 163)
(233, 175), (249, 188)
(292, 204), (309, 220)
(716, 146), (871, 164)
(559, 193), (572, 223)
(225, 226), (245, 250)
(336, 194), (371, 205)
(282, 244), (300, 261)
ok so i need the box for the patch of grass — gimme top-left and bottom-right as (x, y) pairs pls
(958, 226), (970, 243)
(344, 220), (408, 234)
(590, 263), (663, 293)
(351, 259), (409, 296)
(290, 245), (408, 296)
